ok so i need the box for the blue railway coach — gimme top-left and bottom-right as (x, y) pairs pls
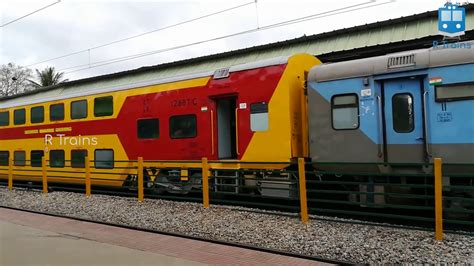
(307, 41), (474, 176)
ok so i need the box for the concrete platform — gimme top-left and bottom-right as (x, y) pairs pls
(0, 208), (327, 265)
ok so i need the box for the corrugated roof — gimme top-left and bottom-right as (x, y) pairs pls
(2, 4), (473, 102)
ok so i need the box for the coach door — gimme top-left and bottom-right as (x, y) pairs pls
(214, 97), (237, 159)
(383, 78), (426, 163)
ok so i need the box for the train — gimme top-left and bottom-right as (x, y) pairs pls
(0, 42), (473, 204)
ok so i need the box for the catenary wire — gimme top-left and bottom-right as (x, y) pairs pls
(26, 0), (256, 67)
(62, 0), (395, 75)
(1, 0), (61, 27)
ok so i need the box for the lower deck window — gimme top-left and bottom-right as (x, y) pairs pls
(50, 150), (65, 168)
(95, 149), (114, 169)
(72, 150), (88, 168)
(0, 151), (9, 166)
(31, 150), (44, 167)
(331, 94), (359, 130)
(14, 151), (25, 166)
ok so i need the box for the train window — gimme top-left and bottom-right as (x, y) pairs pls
(71, 150), (88, 168)
(392, 93), (414, 133)
(0, 111), (9, 126)
(50, 103), (64, 121)
(436, 83), (474, 102)
(14, 151), (25, 166)
(31, 150), (44, 167)
(95, 149), (114, 169)
(250, 102), (269, 132)
(137, 119), (159, 139)
(94, 96), (113, 117)
(14, 109), (26, 125)
(31, 106), (44, 124)
(50, 150), (65, 168)
(331, 94), (359, 130)
(170, 115), (197, 139)
(0, 151), (9, 166)
(71, 100), (88, 119)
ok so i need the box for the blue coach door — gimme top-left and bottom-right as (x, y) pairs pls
(383, 78), (425, 163)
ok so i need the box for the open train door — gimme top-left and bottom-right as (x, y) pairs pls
(212, 97), (238, 159)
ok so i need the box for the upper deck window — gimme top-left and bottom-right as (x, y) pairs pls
(94, 96), (113, 117)
(31, 106), (44, 124)
(0, 111), (9, 126)
(436, 83), (474, 102)
(170, 115), (197, 139)
(137, 118), (159, 139)
(14, 109), (26, 125)
(50, 103), (64, 121)
(71, 100), (88, 119)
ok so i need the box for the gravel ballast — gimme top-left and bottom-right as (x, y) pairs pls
(0, 187), (473, 264)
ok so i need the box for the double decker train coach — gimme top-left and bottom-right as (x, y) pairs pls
(0, 54), (320, 194)
(307, 41), (474, 204)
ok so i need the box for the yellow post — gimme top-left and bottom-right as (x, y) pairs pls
(298, 157), (309, 224)
(42, 156), (48, 194)
(8, 157), (13, 190)
(85, 156), (91, 197)
(202, 157), (210, 208)
(137, 157), (144, 202)
(434, 158), (444, 241)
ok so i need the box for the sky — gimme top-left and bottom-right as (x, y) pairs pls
(0, 0), (465, 81)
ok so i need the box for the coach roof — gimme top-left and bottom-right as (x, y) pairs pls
(308, 41), (474, 83)
(0, 55), (291, 109)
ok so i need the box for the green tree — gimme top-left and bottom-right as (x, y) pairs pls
(30, 66), (68, 88)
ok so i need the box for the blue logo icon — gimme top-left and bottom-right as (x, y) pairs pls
(438, 3), (466, 37)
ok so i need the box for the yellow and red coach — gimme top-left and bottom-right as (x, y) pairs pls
(0, 54), (320, 190)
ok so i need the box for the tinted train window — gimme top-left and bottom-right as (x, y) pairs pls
(331, 94), (359, 130)
(71, 150), (87, 168)
(31, 150), (44, 167)
(250, 102), (269, 132)
(31, 106), (44, 124)
(137, 119), (159, 139)
(95, 149), (114, 169)
(14, 151), (25, 166)
(71, 100), (87, 119)
(14, 109), (26, 125)
(94, 96), (113, 117)
(392, 94), (414, 133)
(50, 103), (64, 121)
(436, 83), (474, 102)
(170, 115), (197, 139)
(0, 151), (9, 166)
(0, 111), (9, 126)
(50, 150), (65, 168)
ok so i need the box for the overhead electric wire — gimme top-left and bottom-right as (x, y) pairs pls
(26, 0), (256, 67)
(1, 0), (61, 27)
(62, 0), (395, 75)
